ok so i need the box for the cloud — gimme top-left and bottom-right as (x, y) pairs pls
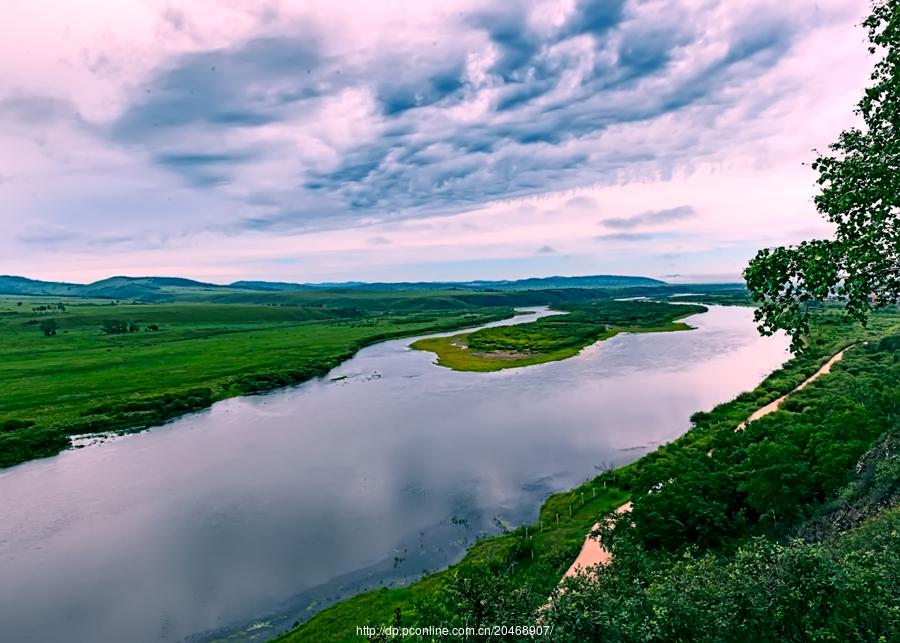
(600, 205), (696, 229)
(565, 196), (598, 210)
(536, 244), (557, 254)
(0, 0), (874, 283)
(595, 231), (670, 242)
(87, 0), (811, 234)
(111, 36), (322, 141)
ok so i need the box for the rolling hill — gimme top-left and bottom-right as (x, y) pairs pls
(0, 273), (667, 302)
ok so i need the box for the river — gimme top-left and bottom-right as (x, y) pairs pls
(0, 305), (790, 642)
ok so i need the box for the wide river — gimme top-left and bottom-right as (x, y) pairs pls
(0, 305), (790, 642)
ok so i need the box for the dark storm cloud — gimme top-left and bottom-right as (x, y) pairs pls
(100, 0), (803, 232)
(600, 205), (696, 229)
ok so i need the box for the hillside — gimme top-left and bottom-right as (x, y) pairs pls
(0, 273), (669, 302)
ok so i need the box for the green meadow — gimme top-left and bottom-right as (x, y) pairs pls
(0, 294), (515, 468)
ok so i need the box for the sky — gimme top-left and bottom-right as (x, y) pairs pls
(0, 0), (874, 284)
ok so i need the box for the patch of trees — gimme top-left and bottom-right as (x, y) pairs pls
(540, 508), (900, 642)
(39, 319), (58, 336)
(232, 361), (343, 394)
(31, 302), (66, 313)
(624, 337), (900, 553)
(101, 320), (140, 334)
(745, 0), (900, 349)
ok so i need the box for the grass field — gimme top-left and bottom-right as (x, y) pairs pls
(412, 300), (705, 372)
(0, 294), (516, 468)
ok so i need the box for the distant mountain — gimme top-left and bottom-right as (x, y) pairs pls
(460, 275), (666, 290)
(234, 274), (666, 292)
(0, 275), (231, 301)
(0, 276), (83, 297)
(0, 273), (668, 302)
(229, 280), (318, 292)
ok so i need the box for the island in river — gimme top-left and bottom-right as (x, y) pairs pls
(411, 300), (705, 371)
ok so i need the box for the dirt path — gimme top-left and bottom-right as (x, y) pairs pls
(736, 345), (852, 431)
(561, 502), (633, 579)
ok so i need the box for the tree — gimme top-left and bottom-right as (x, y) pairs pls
(39, 319), (58, 336)
(100, 319), (140, 334)
(744, 0), (900, 351)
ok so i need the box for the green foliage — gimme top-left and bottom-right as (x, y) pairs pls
(39, 319), (58, 336)
(101, 319), (140, 334)
(1, 418), (35, 433)
(628, 325), (900, 552)
(543, 508), (900, 642)
(745, 0), (900, 350)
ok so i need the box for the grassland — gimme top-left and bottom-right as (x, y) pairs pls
(412, 300), (706, 372)
(275, 307), (900, 642)
(0, 294), (519, 468)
